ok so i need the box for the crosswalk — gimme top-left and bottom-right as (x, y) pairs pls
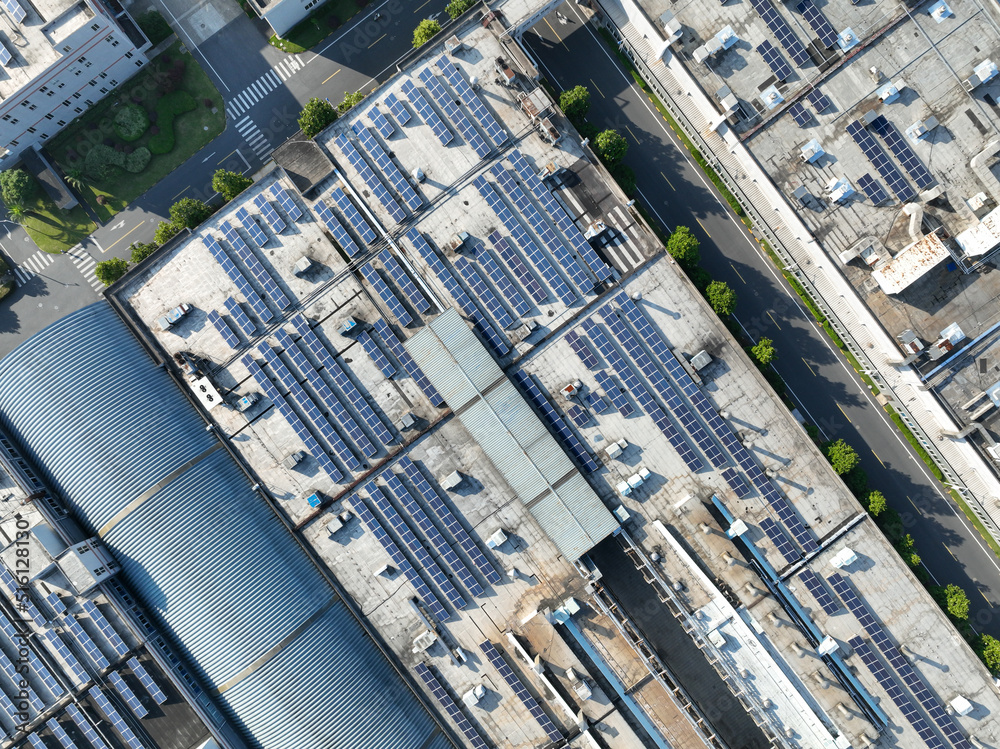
(12, 250), (55, 285)
(556, 187), (645, 274)
(227, 56), (304, 117)
(66, 246), (103, 292)
(235, 117), (271, 160)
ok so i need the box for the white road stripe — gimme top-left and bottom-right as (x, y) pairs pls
(275, 63), (288, 81)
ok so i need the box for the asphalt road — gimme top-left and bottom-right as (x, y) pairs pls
(523, 3), (1000, 638)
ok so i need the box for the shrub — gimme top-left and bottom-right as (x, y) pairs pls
(112, 104), (149, 141)
(148, 91), (196, 154)
(446, 0), (476, 19)
(337, 90), (365, 115)
(94, 257), (129, 286)
(137, 10), (172, 46)
(130, 241), (157, 264)
(977, 635), (1000, 673)
(895, 534), (921, 567)
(843, 466), (868, 498)
(83, 144), (152, 180)
(169, 197), (212, 229)
(125, 148), (151, 172)
(595, 129), (628, 165)
(154, 220), (180, 245)
(298, 98), (337, 138)
(203, 98), (214, 108)
(0, 169), (34, 208)
(610, 163), (636, 196)
(413, 19), (441, 47)
(751, 337), (777, 367)
(95, 195), (107, 206)
(667, 225), (700, 269)
(706, 280), (738, 317)
(559, 85), (591, 122)
(212, 169), (253, 201)
(865, 490), (887, 517)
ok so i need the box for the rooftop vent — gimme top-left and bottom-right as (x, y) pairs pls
(877, 80), (903, 104)
(838, 28), (859, 52)
(800, 139), (825, 163)
(830, 547), (858, 568)
(690, 350), (713, 370)
(929, 0), (954, 22)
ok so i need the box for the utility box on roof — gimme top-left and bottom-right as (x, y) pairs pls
(441, 471), (463, 491)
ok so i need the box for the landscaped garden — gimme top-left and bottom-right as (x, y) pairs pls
(45, 39), (226, 223)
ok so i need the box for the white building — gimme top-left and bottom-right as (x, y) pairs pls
(0, 0), (150, 163)
(249, 0), (321, 38)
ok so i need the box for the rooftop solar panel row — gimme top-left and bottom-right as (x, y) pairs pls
(81, 600), (130, 657)
(720, 466), (751, 498)
(270, 182), (304, 221)
(0, 651), (43, 711)
(89, 685), (146, 749)
(847, 121), (914, 201)
(789, 102), (811, 127)
(759, 517), (799, 564)
(367, 105), (396, 138)
(757, 40), (791, 81)
(512, 370), (599, 473)
(329, 187), (378, 244)
(374, 320), (445, 407)
(749, 0), (811, 65)
(856, 174), (889, 205)
(335, 135), (406, 223)
(435, 55), (508, 148)
(797, 568), (839, 614)
(208, 310), (239, 349)
(219, 224), (293, 309)
(236, 205), (269, 246)
(66, 705), (109, 749)
(869, 115), (935, 188)
(126, 657), (167, 704)
(480, 641), (563, 742)
(418, 68), (491, 158)
(594, 370), (634, 417)
(400, 79), (453, 146)
(204, 235), (273, 322)
(475, 245), (532, 317)
(414, 663), (489, 749)
(807, 89), (832, 112)
(2, 0), (25, 24)
(454, 256), (515, 329)
(384, 93), (411, 125)
(378, 250), (431, 313)
(489, 232), (547, 304)
(353, 126), (423, 211)
(357, 330), (396, 378)
(565, 330), (599, 369)
(361, 264), (413, 327)
(314, 200), (362, 256)
(796, 0), (838, 47)
(108, 672), (148, 719)
(222, 297), (257, 337)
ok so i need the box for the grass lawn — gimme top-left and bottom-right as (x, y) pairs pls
(45, 39), (225, 223)
(22, 192), (97, 254)
(270, 0), (366, 54)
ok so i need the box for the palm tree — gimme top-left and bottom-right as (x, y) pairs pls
(7, 203), (26, 224)
(64, 169), (84, 191)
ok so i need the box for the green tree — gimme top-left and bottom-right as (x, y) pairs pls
(446, 0), (475, 18)
(6, 204), (26, 224)
(931, 584), (970, 621)
(0, 169), (33, 208)
(337, 90), (365, 115)
(594, 129), (628, 166)
(825, 438), (859, 475)
(169, 198), (211, 229)
(666, 225), (700, 269)
(153, 220), (180, 245)
(977, 634), (1000, 672)
(706, 280), (738, 317)
(94, 257), (129, 287)
(130, 241), (158, 264)
(865, 489), (887, 517)
(212, 169), (253, 202)
(895, 534), (920, 567)
(751, 337), (777, 368)
(413, 19), (441, 47)
(298, 97), (338, 138)
(559, 85), (591, 122)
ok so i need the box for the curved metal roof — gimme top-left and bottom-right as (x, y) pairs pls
(0, 304), (448, 749)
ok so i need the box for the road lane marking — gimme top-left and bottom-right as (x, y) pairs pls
(322, 69), (342, 84)
(103, 221), (146, 253)
(944, 544), (956, 561)
(171, 186), (189, 200)
(543, 18), (569, 51)
(414, 0), (432, 10)
(801, 358), (816, 376)
(837, 403), (852, 423)
(696, 217), (711, 238)
(625, 124), (639, 143)
(907, 495), (922, 515)
(661, 172), (675, 190)
(218, 149), (237, 164)
(730, 262), (746, 284)
(368, 34), (386, 49)
(590, 78), (605, 98)
(872, 450), (885, 468)
(767, 310), (781, 330)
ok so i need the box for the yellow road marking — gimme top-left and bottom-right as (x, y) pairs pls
(767, 310), (781, 330)
(217, 149), (237, 164)
(544, 18), (569, 51)
(322, 69), (341, 84)
(413, 0), (432, 11)
(625, 124), (639, 143)
(103, 221), (146, 253)
(907, 495), (922, 515)
(801, 357), (816, 376)
(170, 186), (189, 200)
(872, 450), (885, 468)
(944, 544), (956, 561)
(837, 403), (852, 423)
(661, 171), (675, 190)
(730, 262), (746, 284)
(590, 78), (605, 98)
(696, 217), (711, 238)
(368, 35), (385, 49)
(982, 589), (991, 605)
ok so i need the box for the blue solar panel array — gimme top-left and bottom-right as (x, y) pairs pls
(315, 200), (362, 256)
(374, 320), (445, 407)
(399, 456), (502, 585)
(582, 318), (704, 472)
(240, 202), (276, 243)
(89, 685), (146, 749)
(259, 342), (363, 471)
(67, 705), (109, 749)
(847, 120), (914, 201)
(757, 40), (791, 80)
(407, 229), (510, 356)
(797, 0), (838, 46)
(475, 244), (531, 317)
(379, 250), (430, 313)
(567, 405), (590, 427)
(492, 166), (593, 296)
(109, 672), (147, 719)
(384, 93), (411, 125)
(400, 79), (453, 146)
(29, 651), (63, 698)
(47, 719), (80, 749)
(361, 264), (413, 327)
(797, 568), (839, 615)
(335, 135), (406, 223)
(566, 330), (599, 369)
(0, 651), (42, 711)
(329, 188), (377, 244)
(384, 472), (484, 598)
(869, 115), (935, 188)
(594, 370), (634, 417)
(480, 641), (563, 743)
(615, 292), (820, 553)
(242, 356), (344, 482)
(808, 89), (832, 112)
(270, 182), (303, 221)
(856, 174), (889, 205)
(46, 591), (66, 615)
(219, 225), (292, 308)
(2, 0), (25, 24)
(290, 315), (396, 446)
(353, 126), (423, 212)
(40, 630), (88, 685)
(586, 392), (609, 413)
(512, 370), (599, 473)
(82, 600), (129, 658)
(759, 517), (798, 564)
(126, 657), (167, 705)
(454, 256), (515, 329)
(223, 297), (256, 336)
(476, 176), (577, 305)
(0, 44), (11, 68)
(418, 68), (490, 158)
(436, 56), (508, 148)
(831, 575), (971, 749)
(720, 467), (750, 498)
(208, 310), (239, 349)
(367, 106), (396, 138)
(414, 663), (489, 749)
(600, 306), (726, 468)
(205, 234), (273, 323)
(489, 232), (547, 304)
(350, 494), (449, 621)
(508, 150), (613, 283)
(357, 330), (396, 378)
(750, 0), (810, 65)
(789, 102), (810, 127)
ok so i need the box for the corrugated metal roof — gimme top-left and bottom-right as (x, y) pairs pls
(406, 310), (618, 560)
(0, 304), (449, 749)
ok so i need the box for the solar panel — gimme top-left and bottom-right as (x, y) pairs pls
(508, 150), (613, 282)
(373, 320), (445, 407)
(477, 177), (577, 305)
(594, 370), (634, 417)
(259, 341), (364, 471)
(314, 200), (362, 256)
(213, 230), (292, 310)
(270, 182), (303, 221)
(749, 0), (811, 66)
(204, 233), (273, 323)
(720, 467), (751, 498)
(361, 263), (413, 327)
(565, 330), (599, 369)
(223, 297), (256, 336)
(62, 615), (109, 670)
(400, 79), (454, 146)
(208, 310), (239, 349)
(869, 115), (935, 188)
(797, 569), (839, 614)
(378, 250), (430, 313)
(847, 120), (914, 201)
(567, 405), (590, 427)
(289, 316), (397, 446)
(28, 733), (47, 749)
(757, 40), (791, 81)
(350, 495), (449, 621)
(367, 105), (395, 138)
(126, 658), (166, 705)
(384, 472), (484, 597)
(29, 651), (63, 698)
(807, 89), (832, 112)
(407, 229), (510, 356)
(585, 392), (609, 413)
(352, 126), (423, 212)
(0, 43), (11, 68)
(89, 686), (146, 749)
(81, 600), (129, 657)
(489, 232), (547, 304)
(384, 93), (411, 125)
(399, 457), (502, 585)
(789, 102), (810, 127)
(46, 592), (67, 616)
(242, 356), (344, 482)
(235, 206), (268, 247)
(583, 318), (704, 472)
(109, 672), (147, 719)
(436, 56), (508, 148)
(329, 187), (377, 244)
(2, 0), (25, 24)
(475, 245), (532, 316)
(759, 517), (798, 563)
(480, 641), (563, 742)
(418, 68), (491, 158)
(0, 651), (43, 711)
(512, 370), (599, 473)
(454, 255), (515, 329)
(47, 719), (79, 749)
(796, 0), (838, 47)
(335, 135), (406, 223)
(66, 705), (109, 749)
(414, 663), (489, 749)
(357, 331), (396, 378)
(252, 193), (288, 234)
(0, 688), (17, 722)
(40, 630), (89, 686)
(856, 174), (889, 205)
